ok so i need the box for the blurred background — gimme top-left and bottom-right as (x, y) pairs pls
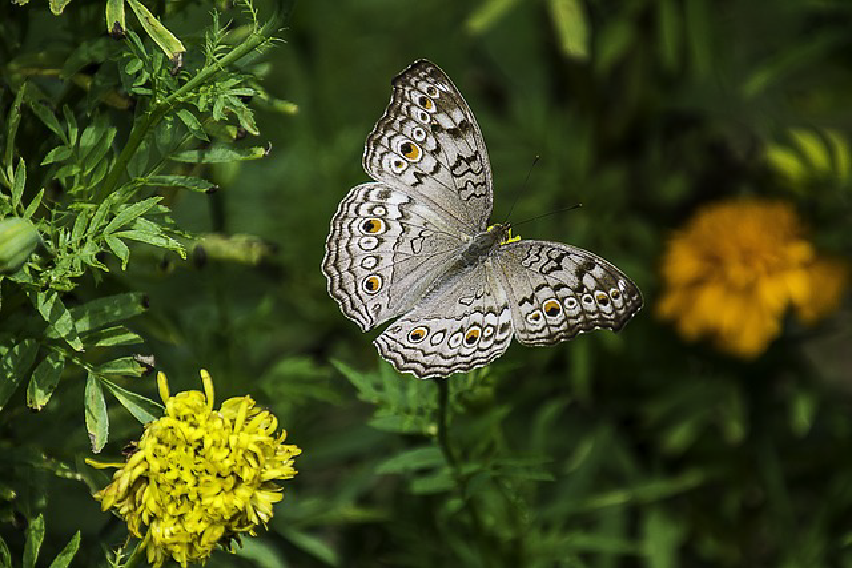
(3, 0), (852, 565)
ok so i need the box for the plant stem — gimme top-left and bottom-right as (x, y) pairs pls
(94, 21), (273, 203)
(434, 377), (491, 562)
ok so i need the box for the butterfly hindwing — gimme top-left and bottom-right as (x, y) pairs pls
(322, 182), (465, 331)
(494, 240), (643, 346)
(374, 259), (514, 378)
(363, 60), (493, 234)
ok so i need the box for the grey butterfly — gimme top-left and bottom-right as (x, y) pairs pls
(322, 60), (642, 379)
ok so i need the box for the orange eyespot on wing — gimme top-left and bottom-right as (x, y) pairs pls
(543, 299), (562, 317)
(399, 141), (421, 162)
(464, 326), (481, 345)
(362, 275), (383, 294)
(408, 326), (428, 343)
(360, 218), (386, 234)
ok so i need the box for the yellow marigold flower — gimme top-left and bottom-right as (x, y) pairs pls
(87, 370), (301, 567)
(657, 198), (848, 358)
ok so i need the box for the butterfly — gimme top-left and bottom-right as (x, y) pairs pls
(322, 60), (642, 379)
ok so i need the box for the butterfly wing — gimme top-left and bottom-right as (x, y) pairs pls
(494, 240), (643, 346)
(363, 59), (494, 234)
(322, 182), (466, 331)
(374, 259), (514, 378)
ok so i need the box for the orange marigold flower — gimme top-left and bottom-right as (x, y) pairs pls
(657, 198), (848, 358)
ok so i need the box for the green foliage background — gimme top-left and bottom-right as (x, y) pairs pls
(1, 0), (851, 566)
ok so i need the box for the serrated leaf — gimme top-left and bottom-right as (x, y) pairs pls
(84, 373), (108, 453)
(32, 290), (84, 351)
(176, 109), (209, 141)
(95, 357), (147, 377)
(0, 339), (39, 411)
(81, 325), (143, 347)
(99, 377), (162, 423)
(23, 514), (45, 567)
(62, 105), (77, 147)
(27, 100), (67, 144)
(113, 228), (185, 257)
(126, 0), (185, 61)
(24, 189), (44, 219)
(41, 146), (73, 165)
(103, 196), (161, 234)
(376, 446), (445, 474)
(12, 158), (26, 209)
(6, 83), (26, 169)
(71, 210), (89, 243)
(142, 175), (217, 193)
(548, 0), (589, 59)
(49, 531), (80, 568)
(82, 126), (116, 175)
(105, 235), (129, 268)
(70, 293), (147, 333)
(27, 352), (65, 410)
(169, 145), (269, 163)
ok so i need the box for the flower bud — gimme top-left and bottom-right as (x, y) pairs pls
(0, 218), (40, 273)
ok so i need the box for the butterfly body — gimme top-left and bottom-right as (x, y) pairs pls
(322, 60), (642, 378)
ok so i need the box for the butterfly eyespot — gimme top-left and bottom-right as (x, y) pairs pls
(399, 140), (422, 162)
(408, 326), (428, 343)
(526, 310), (543, 324)
(411, 127), (427, 142)
(610, 289), (621, 300)
(362, 275), (382, 294)
(464, 326), (481, 345)
(425, 85), (439, 98)
(582, 294), (595, 306)
(595, 292), (610, 306)
(360, 218), (386, 234)
(417, 95), (434, 111)
(360, 256), (378, 269)
(371, 205), (387, 216)
(358, 236), (379, 251)
(543, 299), (562, 317)
(483, 325), (494, 337)
(430, 330), (446, 345)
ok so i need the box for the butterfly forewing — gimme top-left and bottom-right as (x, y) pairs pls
(322, 182), (465, 331)
(494, 240), (643, 346)
(363, 60), (494, 234)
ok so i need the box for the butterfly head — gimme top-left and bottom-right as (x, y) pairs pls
(486, 223), (521, 246)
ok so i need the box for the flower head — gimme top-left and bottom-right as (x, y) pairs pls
(88, 370), (301, 567)
(657, 198), (847, 357)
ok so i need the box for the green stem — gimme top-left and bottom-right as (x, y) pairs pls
(94, 21), (273, 203)
(434, 377), (491, 562)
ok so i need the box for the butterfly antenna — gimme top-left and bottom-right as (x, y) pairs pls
(512, 203), (584, 228)
(502, 155), (540, 226)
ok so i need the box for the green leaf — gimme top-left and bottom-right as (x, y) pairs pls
(642, 509), (685, 568)
(282, 529), (339, 567)
(169, 145), (269, 163)
(467, 0), (520, 33)
(113, 227), (185, 257)
(82, 126), (116, 174)
(27, 100), (68, 144)
(32, 290), (84, 351)
(99, 377), (162, 423)
(376, 446), (445, 474)
(0, 536), (10, 568)
(69, 292), (147, 334)
(6, 84), (26, 170)
(105, 0), (125, 36)
(103, 196), (161, 234)
(27, 352), (65, 410)
(49, 531), (80, 568)
(71, 210), (89, 244)
(23, 513), (45, 568)
(41, 146), (73, 165)
(0, 339), (39, 411)
(176, 109), (209, 141)
(62, 105), (77, 147)
(81, 325), (143, 347)
(105, 235), (130, 268)
(126, 0), (185, 62)
(142, 175), (217, 193)
(84, 373), (109, 453)
(548, 0), (589, 59)
(95, 357), (148, 377)
(23, 188), (44, 219)
(49, 0), (72, 15)
(12, 158), (26, 210)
